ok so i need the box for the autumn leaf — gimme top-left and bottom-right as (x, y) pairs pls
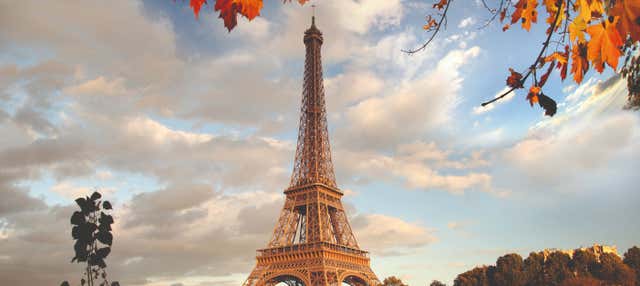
(521, 0), (539, 31)
(539, 61), (556, 87)
(190, 0), (207, 19)
(507, 68), (524, 89)
(571, 42), (589, 83)
(527, 85), (541, 106)
(576, 0), (592, 24)
(569, 17), (588, 43)
(214, 0), (264, 31)
(610, 0), (640, 41)
(543, 0), (564, 28)
(423, 16), (438, 30)
(433, 0), (448, 10)
(546, 45), (569, 81)
(511, 0), (526, 24)
(589, 0), (604, 19)
(503, 24), (510, 31)
(500, 8), (507, 22)
(538, 92), (557, 116)
(587, 17), (624, 72)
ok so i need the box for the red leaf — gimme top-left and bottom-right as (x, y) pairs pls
(506, 68), (524, 89)
(214, 0), (263, 31)
(539, 61), (556, 87)
(190, 0), (207, 19)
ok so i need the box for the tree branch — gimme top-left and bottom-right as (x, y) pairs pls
(402, 0), (454, 54)
(481, 1), (564, 107)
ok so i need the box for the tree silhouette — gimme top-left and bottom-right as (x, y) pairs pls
(453, 246), (640, 286)
(430, 280), (447, 286)
(382, 276), (409, 286)
(623, 246), (640, 286)
(61, 191), (119, 286)
(491, 253), (526, 286)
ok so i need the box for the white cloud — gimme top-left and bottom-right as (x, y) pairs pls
(473, 86), (516, 115)
(339, 46), (481, 149)
(351, 214), (436, 256)
(458, 17), (475, 28)
(502, 76), (639, 190)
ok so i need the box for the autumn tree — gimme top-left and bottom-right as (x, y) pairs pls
(593, 252), (636, 286)
(183, 0), (640, 116)
(430, 280), (447, 286)
(570, 249), (599, 278)
(382, 276), (409, 286)
(544, 252), (573, 286)
(558, 277), (603, 286)
(454, 266), (490, 286)
(523, 252), (546, 286)
(491, 253), (526, 286)
(623, 246), (640, 285)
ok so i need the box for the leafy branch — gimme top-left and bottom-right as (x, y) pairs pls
(61, 191), (120, 286)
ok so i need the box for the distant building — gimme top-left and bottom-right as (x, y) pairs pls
(541, 243), (618, 261)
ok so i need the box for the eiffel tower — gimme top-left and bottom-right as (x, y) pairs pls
(242, 16), (380, 286)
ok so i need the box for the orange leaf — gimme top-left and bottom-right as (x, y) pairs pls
(503, 24), (510, 31)
(543, 0), (565, 28)
(586, 17), (624, 72)
(556, 45), (570, 81)
(609, 0), (640, 41)
(569, 17), (588, 43)
(545, 51), (568, 64)
(423, 16), (438, 30)
(511, 0), (526, 24)
(571, 42), (590, 84)
(521, 0), (539, 31)
(507, 68), (524, 89)
(190, 0), (207, 19)
(433, 0), (448, 10)
(527, 86), (541, 106)
(500, 8), (507, 22)
(214, 0), (264, 31)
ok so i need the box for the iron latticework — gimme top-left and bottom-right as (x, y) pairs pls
(242, 17), (379, 286)
(289, 16), (336, 189)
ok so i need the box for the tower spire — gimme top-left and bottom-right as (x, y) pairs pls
(289, 13), (336, 189)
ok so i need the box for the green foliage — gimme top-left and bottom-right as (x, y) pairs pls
(61, 191), (120, 286)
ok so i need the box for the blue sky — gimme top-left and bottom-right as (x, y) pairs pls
(0, 0), (638, 285)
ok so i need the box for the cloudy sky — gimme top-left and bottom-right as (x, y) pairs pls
(1, 0), (639, 285)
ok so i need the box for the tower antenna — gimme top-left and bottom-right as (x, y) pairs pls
(312, 4), (316, 25)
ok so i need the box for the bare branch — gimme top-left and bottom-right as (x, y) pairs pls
(402, 0), (454, 54)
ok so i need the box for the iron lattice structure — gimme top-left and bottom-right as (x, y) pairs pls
(242, 17), (380, 286)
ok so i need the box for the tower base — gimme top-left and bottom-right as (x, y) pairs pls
(243, 242), (379, 286)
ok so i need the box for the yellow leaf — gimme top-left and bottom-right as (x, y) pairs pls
(521, 0), (539, 31)
(569, 17), (587, 43)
